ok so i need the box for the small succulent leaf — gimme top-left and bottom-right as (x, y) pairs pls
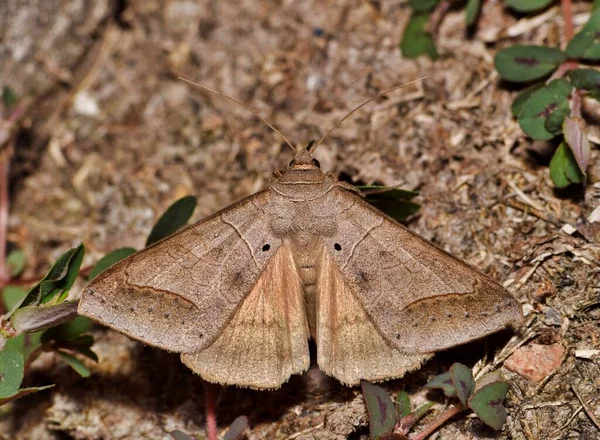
(409, 0), (439, 13)
(563, 116), (590, 176)
(543, 101), (569, 135)
(395, 390), (411, 418)
(223, 415), (249, 440)
(475, 370), (503, 390)
(569, 68), (600, 99)
(170, 430), (194, 440)
(518, 79), (572, 140)
(0, 351), (24, 398)
(357, 186), (419, 200)
(511, 83), (545, 117)
(380, 434), (409, 440)
(87, 247), (137, 281)
(0, 384), (54, 407)
(566, 9), (600, 60)
(6, 249), (25, 278)
(424, 371), (456, 397)
(56, 335), (98, 362)
(41, 315), (91, 343)
(56, 350), (91, 377)
(359, 186), (420, 221)
(400, 14), (438, 60)
(494, 45), (566, 83)
(361, 380), (397, 440)
(451, 363), (475, 407)
(549, 142), (584, 188)
(504, 0), (554, 12)
(11, 301), (79, 334)
(465, 0), (481, 26)
(20, 244), (85, 309)
(3, 331), (42, 358)
(468, 381), (510, 430)
(2, 87), (18, 109)
(411, 401), (435, 421)
(146, 196), (197, 247)
(400, 401), (435, 431)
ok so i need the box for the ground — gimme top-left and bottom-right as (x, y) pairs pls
(1, 0), (599, 439)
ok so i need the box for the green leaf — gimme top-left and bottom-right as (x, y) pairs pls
(2, 87), (18, 109)
(468, 381), (509, 430)
(569, 68), (600, 99)
(504, 0), (554, 12)
(411, 401), (435, 423)
(518, 79), (572, 140)
(465, 0), (481, 26)
(146, 196), (197, 247)
(566, 9), (600, 60)
(395, 390), (411, 418)
(400, 14), (438, 60)
(56, 350), (91, 377)
(362, 381), (397, 440)
(19, 244), (85, 309)
(170, 431), (194, 440)
(56, 335), (98, 362)
(223, 415), (249, 440)
(11, 301), (79, 334)
(563, 116), (590, 176)
(494, 45), (565, 83)
(6, 249), (25, 278)
(550, 142), (584, 188)
(359, 186), (421, 221)
(543, 101), (569, 135)
(424, 371), (456, 397)
(409, 0), (439, 13)
(511, 83), (545, 117)
(87, 247), (137, 281)
(0, 351), (24, 398)
(0, 384), (54, 407)
(450, 363), (475, 407)
(2, 286), (27, 312)
(41, 315), (91, 343)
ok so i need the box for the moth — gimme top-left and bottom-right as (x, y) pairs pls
(78, 82), (523, 389)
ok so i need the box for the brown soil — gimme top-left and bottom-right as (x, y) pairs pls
(1, 1), (599, 439)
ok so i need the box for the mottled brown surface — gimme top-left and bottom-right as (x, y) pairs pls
(1, 0), (599, 439)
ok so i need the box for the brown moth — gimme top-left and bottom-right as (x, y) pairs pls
(78, 84), (523, 389)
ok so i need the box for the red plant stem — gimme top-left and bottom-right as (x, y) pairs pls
(0, 150), (10, 315)
(426, 0), (451, 37)
(205, 382), (218, 440)
(561, 0), (574, 42)
(410, 404), (463, 440)
(571, 90), (582, 118)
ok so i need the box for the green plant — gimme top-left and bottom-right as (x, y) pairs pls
(170, 415), (248, 440)
(400, 1), (565, 60)
(494, 4), (600, 188)
(0, 195), (200, 406)
(362, 363), (511, 439)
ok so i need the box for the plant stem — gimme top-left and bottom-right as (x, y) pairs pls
(0, 149), (10, 315)
(561, 0), (574, 42)
(410, 404), (464, 440)
(205, 382), (218, 440)
(426, 0), (451, 37)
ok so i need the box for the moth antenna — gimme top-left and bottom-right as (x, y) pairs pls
(178, 77), (296, 153)
(309, 76), (428, 154)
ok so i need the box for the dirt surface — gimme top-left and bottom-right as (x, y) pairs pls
(1, 0), (599, 439)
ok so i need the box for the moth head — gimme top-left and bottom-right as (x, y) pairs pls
(288, 150), (321, 170)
